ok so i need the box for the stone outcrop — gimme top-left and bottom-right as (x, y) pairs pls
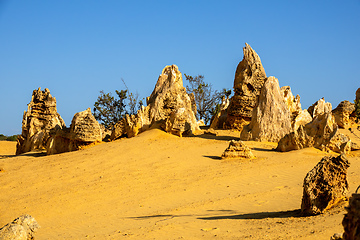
(225, 43), (267, 130)
(332, 101), (356, 129)
(342, 192), (360, 240)
(301, 154), (349, 215)
(307, 98), (332, 118)
(209, 96), (230, 129)
(280, 86), (312, 131)
(16, 88), (65, 155)
(0, 215), (40, 240)
(147, 64), (199, 135)
(240, 76), (292, 142)
(221, 140), (254, 159)
(111, 65), (199, 139)
(281, 86), (302, 114)
(46, 108), (102, 155)
(276, 112), (352, 154)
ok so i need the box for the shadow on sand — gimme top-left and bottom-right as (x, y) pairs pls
(190, 134), (240, 141)
(198, 209), (302, 220)
(0, 151), (46, 159)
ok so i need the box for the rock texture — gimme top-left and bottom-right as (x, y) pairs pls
(240, 76), (292, 142)
(221, 140), (254, 159)
(280, 86), (312, 131)
(46, 108), (102, 155)
(0, 215), (40, 240)
(209, 96), (230, 129)
(147, 64), (198, 135)
(342, 192), (360, 240)
(281, 86), (302, 114)
(225, 43), (267, 130)
(111, 65), (199, 139)
(307, 98), (332, 118)
(301, 154), (349, 215)
(332, 100), (356, 129)
(16, 88), (65, 155)
(292, 109), (313, 132)
(276, 112), (352, 154)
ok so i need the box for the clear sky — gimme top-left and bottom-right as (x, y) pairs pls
(1, 0), (359, 136)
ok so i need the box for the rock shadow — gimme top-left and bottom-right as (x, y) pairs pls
(190, 134), (240, 141)
(198, 209), (302, 220)
(203, 155), (222, 160)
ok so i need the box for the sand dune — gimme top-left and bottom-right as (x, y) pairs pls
(1, 128), (360, 239)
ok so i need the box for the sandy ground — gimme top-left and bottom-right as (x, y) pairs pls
(1, 128), (360, 240)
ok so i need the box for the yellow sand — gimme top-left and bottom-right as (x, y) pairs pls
(0, 128), (360, 240)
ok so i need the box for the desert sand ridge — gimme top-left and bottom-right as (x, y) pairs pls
(1, 127), (360, 239)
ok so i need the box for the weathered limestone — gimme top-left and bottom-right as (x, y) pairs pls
(16, 88), (65, 155)
(301, 154), (349, 215)
(332, 101), (356, 129)
(221, 140), (254, 159)
(46, 108), (102, 155)
(281, 86), (302, 114)
(293, 109), (313, 132)
(225, 43), (267, 130)
(280, 86), (312, 131)
(209, 96), (230, 129)
(0, 215), (40, 240)
(111, 65), (199, 140)
(277, 112), (352, 154)
(342, 192), (360, 240)
(147, 64), (199, 135)
(240, 76), (292, 142)
(307, 98), (332, 118)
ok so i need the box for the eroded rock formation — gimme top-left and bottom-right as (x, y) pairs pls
(301, 154), (349, 215)
(221, 140), (254, 159)
(332, 101), (356, 129)
(342, 192), (360, 240)
(0, 215), (40, 240)
(280, 86), (312, 131)
(147, 64), (198, 135)
(225, 43), (267, 130)
(240, 76), (292, 142)
(111, 65), (199, 139)
(46, 108), (102, 155)
(16, 88), (66, 155)
(276, 112), (352, 154)
(209, 96), (230, 129)
(307, 98), (332, 118)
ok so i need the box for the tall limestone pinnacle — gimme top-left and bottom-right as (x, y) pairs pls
(225, 43), (267, 130)
(16, 87), (66, 155)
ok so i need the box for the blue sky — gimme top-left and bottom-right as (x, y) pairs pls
(1, 1), (359, 136)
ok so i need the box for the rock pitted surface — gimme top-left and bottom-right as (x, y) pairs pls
(16, 88), (65, 155)
(111, 65), (199, 139)
(221, 140), (254, 159)
(301, 154), (349, 215)
(147, 64), (198, 135)
(307, 98), (332, 118)
(280, 86), (312, 131)
(240, 76), (292, 142)
(342, 192), (360, 240)
(225, 43), (267, 130)
(332, 100), (356, 129)
(0, 215), (40, 240)
(276, 112), (352, 154)
(46, 108), (102, 155)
